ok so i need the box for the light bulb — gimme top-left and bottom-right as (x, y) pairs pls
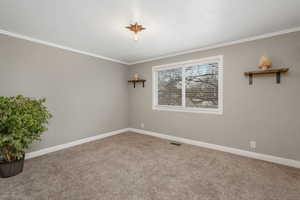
(133, 33), (139, 41)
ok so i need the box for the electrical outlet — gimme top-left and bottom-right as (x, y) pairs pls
(140, 123), (145, 128)
(250, 141), (256, 149)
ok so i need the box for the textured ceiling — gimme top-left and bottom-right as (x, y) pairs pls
(0, 0), (300, 64)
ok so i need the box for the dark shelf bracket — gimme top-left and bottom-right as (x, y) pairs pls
(249, 74), (253, 85)
(276, 72), (281, 84)
(128, 80), (146, 88)
(244, 68), (289, 85)
(248, 72), (283, 85)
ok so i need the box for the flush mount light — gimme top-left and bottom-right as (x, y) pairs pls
(126, 22), (146, 41)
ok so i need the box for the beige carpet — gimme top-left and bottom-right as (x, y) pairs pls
(1, 132), (300, 200)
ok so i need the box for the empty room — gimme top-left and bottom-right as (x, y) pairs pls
(0, 0), (300, 199)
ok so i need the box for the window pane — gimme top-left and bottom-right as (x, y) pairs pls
(157, 68), (182, 106)
(185, 63), (218, 108)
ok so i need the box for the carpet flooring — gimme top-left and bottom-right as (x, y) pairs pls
(1, 132), (300, 200)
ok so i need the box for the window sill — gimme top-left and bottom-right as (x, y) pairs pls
(152, 106), (223, 115)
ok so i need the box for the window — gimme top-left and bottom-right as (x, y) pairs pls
(152, 56), (223, 114)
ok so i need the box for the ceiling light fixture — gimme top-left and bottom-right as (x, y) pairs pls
(126, 22), (146, 41)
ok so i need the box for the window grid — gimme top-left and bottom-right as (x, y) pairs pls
(152, 56), (223, 115)
(182, 66), (186, 109)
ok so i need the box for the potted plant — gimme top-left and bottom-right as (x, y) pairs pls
(0, 95), (51, 178)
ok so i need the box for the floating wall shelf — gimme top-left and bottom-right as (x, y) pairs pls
(128, 79), (146, 88)
(244, 68), (289, 85)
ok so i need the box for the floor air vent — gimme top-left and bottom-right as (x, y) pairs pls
(170, 142), (182, 146)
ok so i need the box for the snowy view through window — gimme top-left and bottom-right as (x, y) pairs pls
(157, 63), (218, 109)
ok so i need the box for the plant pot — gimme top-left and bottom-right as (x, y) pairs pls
(0, 155), (25, 178)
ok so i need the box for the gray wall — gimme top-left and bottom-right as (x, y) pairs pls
(129, 31), (300, 161)
(1, 31), (300, 161)
(0, 34), (129, 152)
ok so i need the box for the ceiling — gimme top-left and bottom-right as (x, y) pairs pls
(0, 0), (300, 65)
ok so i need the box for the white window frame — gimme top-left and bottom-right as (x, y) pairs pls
(152, 55), (223, 115)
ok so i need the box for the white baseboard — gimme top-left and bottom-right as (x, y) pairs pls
(128, 128), (300, 169)
(25, 127), (300, 169)
(25, 128), (130, 160)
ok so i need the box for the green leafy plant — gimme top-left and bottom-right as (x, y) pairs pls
(0, 95), (52, 162)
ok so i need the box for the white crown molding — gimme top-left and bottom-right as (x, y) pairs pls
(128, 26), (300, 65)
(25, 128), (130, 159)
(2, 27), (300, 66)
(128, 128), (300, 169)
(0, 29), (130, 65)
